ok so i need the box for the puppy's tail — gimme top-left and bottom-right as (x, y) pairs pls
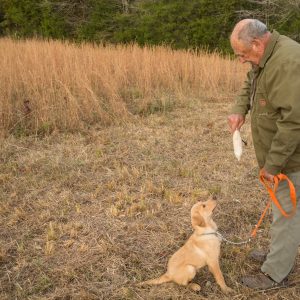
(138, 273), (171, 286)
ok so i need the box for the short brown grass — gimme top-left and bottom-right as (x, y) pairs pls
(0, 39), (299, 300)
(1, 38), (245, 137)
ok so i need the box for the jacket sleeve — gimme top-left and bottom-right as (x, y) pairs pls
(230, 70), (252, 116)
(264, 57), (300, 175)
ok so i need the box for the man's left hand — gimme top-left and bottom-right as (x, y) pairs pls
(260, 168), (274, 183)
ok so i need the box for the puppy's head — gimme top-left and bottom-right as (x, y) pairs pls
(191, 197), (217, 229)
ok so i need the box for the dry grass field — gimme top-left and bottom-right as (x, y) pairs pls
(0, 39), (299, 300)
(0, 38), (240, 137)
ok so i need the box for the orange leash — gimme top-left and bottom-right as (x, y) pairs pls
(251, 172), (297, 238)
(214, 173), (297, 245)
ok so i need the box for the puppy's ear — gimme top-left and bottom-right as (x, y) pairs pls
(191, 211), (206, 229)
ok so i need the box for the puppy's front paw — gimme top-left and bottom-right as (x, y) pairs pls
(188, 283), (201, 292)
(222, 286), (234, 294)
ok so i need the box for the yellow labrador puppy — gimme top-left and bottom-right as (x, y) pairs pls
(140, 197), (233, 294)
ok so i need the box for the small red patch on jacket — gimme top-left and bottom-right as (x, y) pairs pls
(259, 99), (267, 107)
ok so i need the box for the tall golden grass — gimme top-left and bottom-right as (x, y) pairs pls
(0, 38), (247, 136)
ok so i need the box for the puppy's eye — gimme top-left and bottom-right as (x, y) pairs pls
(202, 204), (206, 208)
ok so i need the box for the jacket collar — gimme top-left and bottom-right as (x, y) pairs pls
(259, 30), (280, 68)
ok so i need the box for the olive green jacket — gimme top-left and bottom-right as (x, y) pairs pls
(231, 30), (300, 175)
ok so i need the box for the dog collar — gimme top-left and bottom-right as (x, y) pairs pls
(200, 232), (217, 236)
(197, 231), (220, 238)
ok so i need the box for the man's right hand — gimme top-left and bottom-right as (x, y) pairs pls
(227, 114), (245, 133)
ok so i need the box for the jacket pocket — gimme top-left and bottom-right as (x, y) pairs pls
(256, 112), (278, 132)
(254, 91), (278, 118)
(256, 112), (278, 150)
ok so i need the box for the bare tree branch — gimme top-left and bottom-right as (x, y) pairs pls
(237, 0), (300, 28)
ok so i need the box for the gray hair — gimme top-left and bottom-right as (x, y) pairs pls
(237, 19), (268, 46)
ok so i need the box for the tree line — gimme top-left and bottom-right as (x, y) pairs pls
(0, 0), (299, 51)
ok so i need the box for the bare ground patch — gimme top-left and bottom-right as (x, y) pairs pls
(0, 99), (299, 300)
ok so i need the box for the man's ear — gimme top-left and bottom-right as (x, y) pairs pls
(191, 211), (206, 229)
(252, 38), (263, 51)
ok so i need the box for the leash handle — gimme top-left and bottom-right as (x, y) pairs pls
(259, 172), (297, 218)
(250, 172), (297, 239)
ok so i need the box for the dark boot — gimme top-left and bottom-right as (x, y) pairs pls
(240, 272), (288, 290)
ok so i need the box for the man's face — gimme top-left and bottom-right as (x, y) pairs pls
(231, 39), (261, 66)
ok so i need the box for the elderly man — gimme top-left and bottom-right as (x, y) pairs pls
(228, 19), (300, 290)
